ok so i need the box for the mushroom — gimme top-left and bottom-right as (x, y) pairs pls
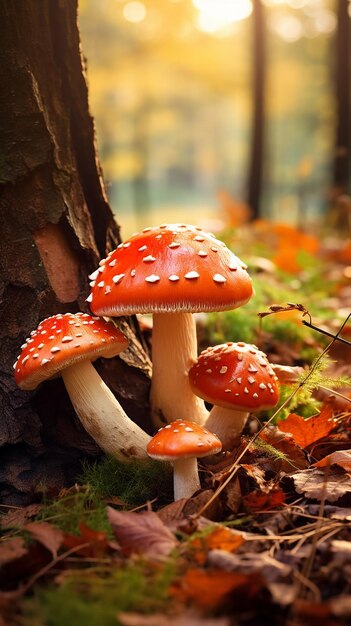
(87, 224), (253, 427)
(147, 419), (222, 500)
(14, 312), (150, 460)
(188, 342), (280, 449)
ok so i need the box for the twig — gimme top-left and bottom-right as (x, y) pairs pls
(302, 316), (351, 346)
(195, 313), (351, 519)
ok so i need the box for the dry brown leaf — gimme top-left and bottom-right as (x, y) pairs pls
(118, 612), (230, 626)
(278, 404), (335, 448)
(289, 469), (351, 502)
(314, 449), (351, 472)
(0, 504), (42, 529)
(25, 522), (64, 558)
(0, 538), (27, 566)
(107, 507), (178, 560)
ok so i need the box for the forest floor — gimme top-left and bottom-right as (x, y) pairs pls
(2, 220), (351, 626)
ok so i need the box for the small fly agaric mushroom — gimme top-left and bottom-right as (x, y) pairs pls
(189, 342), (280, 449)
(147, 419), (222, 500)
(14, 313), (150, 460)
(87, 224), (253, 427)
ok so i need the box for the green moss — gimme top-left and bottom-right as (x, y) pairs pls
(37, 457), (173, 536)
(20, 560), (176, 626)
(81, 456), (173, 506)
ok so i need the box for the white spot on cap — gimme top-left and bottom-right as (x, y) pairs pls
(41, 358), (51, 365)
(197, 442), (204, 447)
(198, 251), (207, 257)
(62, 336), (73, 343)
(244, 387), (249, 394)
(237, 354), (243, 361)
(219, 366), (228, 374)
(253, 393), (259, 399)
(213, 274), (226, 284)
(259, 383), (267, 390)
(194, 235), (204, 242)
(112, 274), (125, 284)
(211, 247), (218, 252)
(33, 354), (39, 359)
(123, 242), (131, 248)
(105, 286), (111, 295)
(89, 281), (95, 288)
(248, 364), (258, 373)
(76, 333), (83, 337)
(185, 271), (199, 280)
(97, 281), (104, 288)
(184, 427), (194, 432)
(131, 269), (136, 277)
(168, 242), (180, 249)
(225, 389), (231, 393)
(236, 377), (242, 384)
(145, 275), (160, 283)
(169, 275), (179, 282)
(228, 262), (238, 271)
(139, 245), (147, 252)
(86, 294), (93, 303)
(89, 269), (99, 280)
(248, 376), (255, 384)
(22, 355), (29, 364)
(108, 259), (117, 267)
(143, 255), (156, 263)
(38, 343), (44, 349)
(206, 369), (212, 373)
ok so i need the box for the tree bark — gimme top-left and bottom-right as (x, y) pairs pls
(0, 0), (151, 504)
(246, 0), (266, 219)
(332, 0), (351, 196)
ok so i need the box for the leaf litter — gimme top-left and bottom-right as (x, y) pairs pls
(3, 229), (351, 625)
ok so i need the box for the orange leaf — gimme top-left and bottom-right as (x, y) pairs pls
(314, 450), (351, 472)
(243, 489), (285, 513)
(169, 568), (250, 609)
(63, 522), (109, 557)
(278, 404), (335, 448)
(188, 527), (244, 565)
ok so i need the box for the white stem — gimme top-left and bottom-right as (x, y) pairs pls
(151, 312), (209, 427)
(62, 360), (150, 461)
(205, 406), (248, 449)
(173, 457), (201, 500)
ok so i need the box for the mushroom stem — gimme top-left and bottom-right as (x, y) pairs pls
(62, 360), (150, 460)
(205, 406), (248, 449)
(150, 312), (209, 427)
(173, 456), (201, 500)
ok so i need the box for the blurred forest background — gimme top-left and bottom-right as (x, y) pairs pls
(78, 0), (350, 237)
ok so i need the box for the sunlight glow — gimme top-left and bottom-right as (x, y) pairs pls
(193, 0), (253, 33)
(123, 1), (146, 23)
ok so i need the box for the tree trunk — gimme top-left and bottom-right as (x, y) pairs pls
(332, 0), (351, 196)
(0, 0), (151, 505)
(246, 0), (266, 219)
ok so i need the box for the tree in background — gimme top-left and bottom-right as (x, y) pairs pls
(246, 0), (266, 220)
(0, 0), (151, 504)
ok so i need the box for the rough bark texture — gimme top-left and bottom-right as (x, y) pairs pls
(0, 0), (152, 504)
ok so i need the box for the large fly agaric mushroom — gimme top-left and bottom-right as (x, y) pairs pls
(14, 313), (150, 460)
(147, 419), (222, 500)
(87, 224), (253, 427)
(189, 342), (280, 449)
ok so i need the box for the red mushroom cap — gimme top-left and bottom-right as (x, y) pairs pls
(189, 342), (280, 411)
(147, 419), (222, 461)
(14, 312), (128, 391)
(87, 224), (253, 316)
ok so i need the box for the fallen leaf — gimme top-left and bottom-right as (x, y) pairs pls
(169, 568), (256, 610)
(243, 488), (285, 512)
(288, 469), (351, 502)
(0, 538), (27, 566)
(25, 522), (64, 558)
(0, 504), (42, 529)
(63, 522), (109, 558)
(107, 508), (178, 560)
(314, 450), (351, 472)
(278, 404), (336, 448)
(188, 527), (245, 565)
(118, 611), (231, 626)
